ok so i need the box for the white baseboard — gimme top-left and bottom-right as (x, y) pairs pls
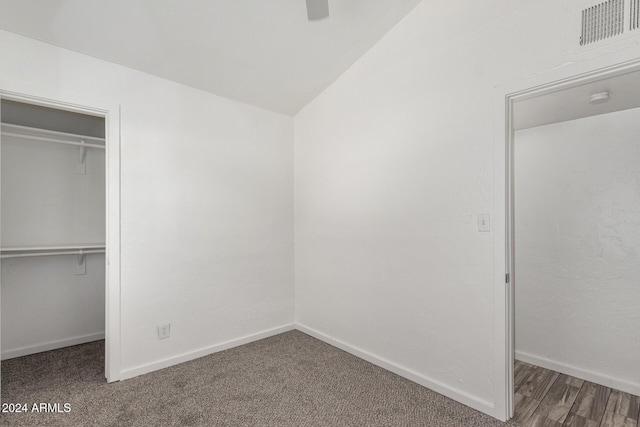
(1, 332), (105, 360)
(515, 350), (640, 396)
(120, 323), (296, 380)
(295, 323), (495, 417)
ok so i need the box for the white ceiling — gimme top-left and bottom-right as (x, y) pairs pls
(0, 0), (422, 115)
(514, 69), (640, 130)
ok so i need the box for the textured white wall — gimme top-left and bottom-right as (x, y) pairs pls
(1, 135), (105, 247)
(1, 256), (105, 358)
(0, 29), (294, 375)
(514, 109), (640, 394)
(1, 99), (105, 138)
(294, 0), (640, 415)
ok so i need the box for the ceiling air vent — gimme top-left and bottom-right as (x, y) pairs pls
(631, 0), (640, 30)
(580, 0), (625, 45)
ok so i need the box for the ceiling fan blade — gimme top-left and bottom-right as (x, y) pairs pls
(306, 0), (329, 21)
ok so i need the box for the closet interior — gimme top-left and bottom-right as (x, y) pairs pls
(1, 99), (106, 361)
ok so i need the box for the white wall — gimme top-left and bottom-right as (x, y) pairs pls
(0, 29), (294, 376)
(514, 109), (640, 394)
(293, 0), (640, 416)
(1, 256), (105, 359)
(1, 133), (105, 247)
(1, 99), (105, 137)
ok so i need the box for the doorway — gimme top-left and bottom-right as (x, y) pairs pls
(0, 88), (121, 384)
(493, 51), (640, 422)
(509, 75), (640, 425)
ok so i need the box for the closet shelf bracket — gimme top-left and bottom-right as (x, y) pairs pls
(76, 140), (87, 175)
(76, 249), (86, 275)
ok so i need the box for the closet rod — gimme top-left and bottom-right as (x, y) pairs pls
(2, 244), (105, 252)
(1, 132), (105, 149)
(1, 123), (105, 142)
(0, 249), (105, 259)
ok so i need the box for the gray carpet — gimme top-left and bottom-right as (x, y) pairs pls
(1, 330), (519, 426)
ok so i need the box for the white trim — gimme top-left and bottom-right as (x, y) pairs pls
(120, 324), (296, 380)
(296, 323), (495, 417)
(493, 85), (510, 421)
(105, 102), (121, 383)
(0, 80), (122, 383)
(516, 351), (640, 397)
(0, 97), (2, 402)
(1, 332), (105, 360)
(494, 46), (640, 422)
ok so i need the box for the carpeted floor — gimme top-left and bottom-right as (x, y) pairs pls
(1, 330), (520, 426)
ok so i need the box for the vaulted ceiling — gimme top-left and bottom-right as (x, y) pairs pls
(0, 0), (423, 115)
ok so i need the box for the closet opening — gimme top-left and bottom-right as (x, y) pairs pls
(509, 71), (640, 426)
(494, 54), (640, 422)
(0, 97), (112, 381)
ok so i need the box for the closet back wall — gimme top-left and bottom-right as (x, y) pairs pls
(1, 99), (106, 137)
(514, 109), (640, 394)
(0, 29), (294, 378)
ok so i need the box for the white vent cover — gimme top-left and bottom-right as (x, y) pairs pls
(580, 0), (625, 45)
(632, 0), (640, 30)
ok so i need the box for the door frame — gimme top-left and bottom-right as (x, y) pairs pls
(493, 48), (640, 421)
(0, 81), (121, 383)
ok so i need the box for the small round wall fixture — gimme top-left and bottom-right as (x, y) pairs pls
(589, 91), (610, 104)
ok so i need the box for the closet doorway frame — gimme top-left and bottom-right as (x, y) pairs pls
(0, 83), (121, 383)
(492, 47), (640, 422)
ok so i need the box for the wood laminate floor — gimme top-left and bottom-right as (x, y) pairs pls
(512, 361), (640, 427)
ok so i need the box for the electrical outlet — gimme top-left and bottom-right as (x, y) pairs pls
(478, 213), (491, 232)
(158, 323), (170, 340)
